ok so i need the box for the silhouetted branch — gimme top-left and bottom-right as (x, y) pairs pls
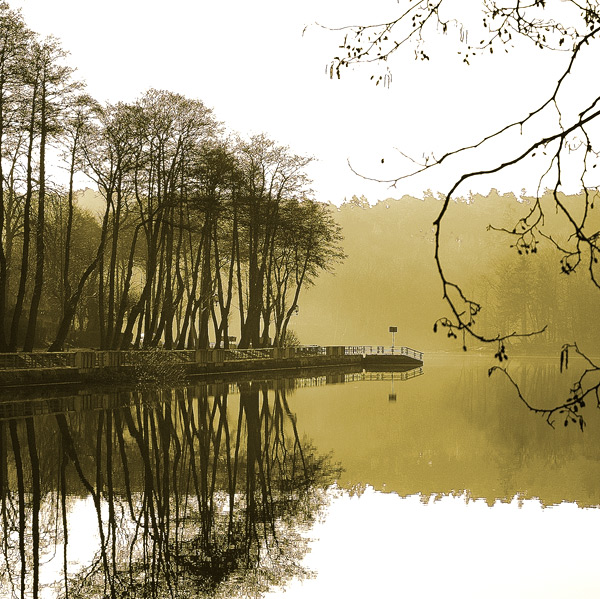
(326, 2), (600, 357)
(490, 341), (600, 427)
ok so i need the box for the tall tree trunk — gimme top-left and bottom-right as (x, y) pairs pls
(120, 220), (161, 349)
(161, 204), (175, 348)
(23, 82), (47, 352)
(48, 131), (78, 351)
(48, 202), (111, 351)
(10, 83), (38, 351)
(197, 216), (213, 349)
(0, 97), (8, 351)
(62, 132), (78, 306)
(111, 224), (141, 349)
(106, 193), (121, 345)
(176, 228), (205, 349)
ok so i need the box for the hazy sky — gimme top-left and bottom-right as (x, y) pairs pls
(10, 0), (592, 204)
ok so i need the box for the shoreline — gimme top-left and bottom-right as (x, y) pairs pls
(0, 346), (424, 388)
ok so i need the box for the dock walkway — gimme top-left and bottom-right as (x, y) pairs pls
(0, 345), (424, 386)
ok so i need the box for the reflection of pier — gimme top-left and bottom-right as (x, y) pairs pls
(0, 365), (425, 421)
(276, 365), (424, 389)
(344, 368), (424, 383)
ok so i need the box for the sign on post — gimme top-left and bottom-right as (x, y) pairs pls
(389, 326), (397, 353)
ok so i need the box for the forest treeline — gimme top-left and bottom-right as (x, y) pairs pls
(297, 190), (600, 355)
(0, 3), (344, 351)
(2, 2), (594, 355)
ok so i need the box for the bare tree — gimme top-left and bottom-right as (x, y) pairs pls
(234, 135), (314, 348)
(270, 198), (344, 346)
(47, 94), (101, 351)
(0, 4), (30, 351)
(323, 0), (600, 423)
(22, 37), (79, 351)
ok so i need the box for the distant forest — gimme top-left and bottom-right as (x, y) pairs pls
(1, 3), (595, 354)
(297, 190), (600, 356)
(0, 3), (343, 351)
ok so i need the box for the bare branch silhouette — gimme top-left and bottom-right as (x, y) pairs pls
(324, 1), (600, 419)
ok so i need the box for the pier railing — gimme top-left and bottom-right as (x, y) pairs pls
(295, 345), (327, 356)
(344, 346), (424, 361)
(0, 344), (423, 371)
(224, 348), (273, 360)
(0, 352), (77, 369)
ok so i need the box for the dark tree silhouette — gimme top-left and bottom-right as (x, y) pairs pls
(0, 5), (344, 352)
(0, 383), (340, 598)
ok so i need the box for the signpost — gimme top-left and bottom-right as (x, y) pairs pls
(389, 326), (397, 354)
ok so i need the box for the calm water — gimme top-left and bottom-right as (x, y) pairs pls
(1, 354), (599, 598)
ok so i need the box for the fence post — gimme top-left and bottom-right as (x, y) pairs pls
(326, 346), (344, 357)
(274, 347), (293, 359)
(195, 349), (208, 365)
(208, 349), (225, 364)
(75, 351), (96, 371)
(108, 352), (123, 368)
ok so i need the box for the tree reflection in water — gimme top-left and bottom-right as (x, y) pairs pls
(0, 381), (341, 598)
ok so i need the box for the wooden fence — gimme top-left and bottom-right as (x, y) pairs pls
(0, 345), (423, 371)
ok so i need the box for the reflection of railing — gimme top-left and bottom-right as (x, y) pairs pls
(343, 368), (424, 383)
(0, 368), (425, 420)
(0, 383), (242, 421)
(285, 367), (424, 389)
(344, 346), (424, 361)
(0, 350), (199, 370)
(0, 393), (127, 420)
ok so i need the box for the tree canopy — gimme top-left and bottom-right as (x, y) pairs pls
(0, 2), (344, 352)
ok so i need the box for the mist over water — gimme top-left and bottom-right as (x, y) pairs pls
(291, 355), (600, 506)
(296, 192), (600, 359)
(1, 356), (599, 598)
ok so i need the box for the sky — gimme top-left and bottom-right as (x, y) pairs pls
(9, 0), (595, 205)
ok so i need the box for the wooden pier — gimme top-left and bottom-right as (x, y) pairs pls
(0, 345), (423, 387)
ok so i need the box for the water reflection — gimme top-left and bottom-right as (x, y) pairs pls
(0, 381), (340, 599)
(2, 358), (600, 598)
(288, 356), (600, 507)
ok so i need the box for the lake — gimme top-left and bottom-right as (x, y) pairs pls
(1, 354), (599, 598)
